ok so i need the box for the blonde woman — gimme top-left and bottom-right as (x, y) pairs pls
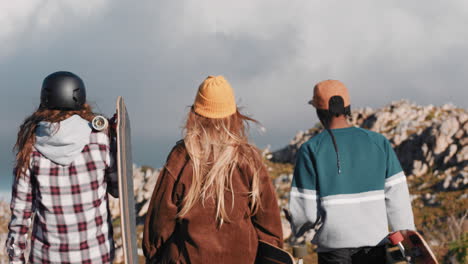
(143, 76), (283, 263)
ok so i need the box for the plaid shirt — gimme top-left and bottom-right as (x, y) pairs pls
(6, 131), (118, 264)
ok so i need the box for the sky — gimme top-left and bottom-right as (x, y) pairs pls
(1, 0), (467, 192)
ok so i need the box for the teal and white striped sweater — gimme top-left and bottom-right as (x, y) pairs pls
(289, 126), (415, 251)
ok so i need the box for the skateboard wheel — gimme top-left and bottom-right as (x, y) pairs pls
(389, 231), (404, 245)
(92, 116), (109, 131)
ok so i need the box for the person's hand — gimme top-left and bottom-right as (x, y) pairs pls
(109, 113), (118, 130)
(400, 230), (409, 237)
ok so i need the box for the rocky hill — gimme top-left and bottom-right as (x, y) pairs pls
(0, 100), (466, 264)
(270, 101), (467, 186)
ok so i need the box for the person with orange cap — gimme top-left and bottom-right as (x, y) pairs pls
(143, 76), (283, 263)
(289, 80), (415, 263)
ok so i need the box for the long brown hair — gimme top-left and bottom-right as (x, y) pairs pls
(180, 108), (264, 225)
(14, 104), (95, 178)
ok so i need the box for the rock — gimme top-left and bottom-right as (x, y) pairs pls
(434, 117), (459, 154)
(413, 160), (428, 177)
(442, 175), (453, 189)
(443, 144), (458, 164)
(109, 197), (120, 218)
(454, 129), (464, 139)
(457, 145), (468, 163)
(114, 247), (124, 263)
(439, 172), (468, 191)
(458, 112), (468, 124)
(442, 103), (456, 111)
(139, 200), (151, 217)
(281, 217), (292, 240)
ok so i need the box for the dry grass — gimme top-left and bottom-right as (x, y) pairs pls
(410, 173), (468, 263)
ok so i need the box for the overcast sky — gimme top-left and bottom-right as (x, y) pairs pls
(1, 0), (467, 189)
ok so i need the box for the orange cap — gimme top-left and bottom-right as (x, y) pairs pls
(309, 80), (351, 110)
(194, 75), (237, 119)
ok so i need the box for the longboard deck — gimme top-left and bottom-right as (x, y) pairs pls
(116, 96), (138, 263)
(256, 240), (295, 264)
(387, 230), (438, 264)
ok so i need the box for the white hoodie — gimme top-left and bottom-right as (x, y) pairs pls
(35, 115), (92, 165)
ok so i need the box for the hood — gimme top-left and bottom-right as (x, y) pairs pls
(35, 115), (92, 165)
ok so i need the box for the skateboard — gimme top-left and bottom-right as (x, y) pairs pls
(256, 240), (295, 264)
(387, 230), (438, 264)
(116, 96), (138, 263)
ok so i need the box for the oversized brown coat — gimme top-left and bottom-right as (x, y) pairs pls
(143, 142), (283, 264)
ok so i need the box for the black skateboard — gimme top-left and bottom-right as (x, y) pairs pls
(256, 240), (295, 264)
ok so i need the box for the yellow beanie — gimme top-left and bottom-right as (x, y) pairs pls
(194, 75), (237, 119)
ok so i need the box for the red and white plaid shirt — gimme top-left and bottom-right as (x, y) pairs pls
(6, 131), (118, 264)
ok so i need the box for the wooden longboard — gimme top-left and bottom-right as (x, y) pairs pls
(256, 240), (295, 264)
(116, 96), (138, 263)
(387, 230), (438, 264)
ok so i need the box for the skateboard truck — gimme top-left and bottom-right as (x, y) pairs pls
(389, 231), (412, 263)
(292, 245), (307, 264)
(91, 115), (109, 131)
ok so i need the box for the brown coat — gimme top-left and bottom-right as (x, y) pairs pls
(143, 142), (283, 264)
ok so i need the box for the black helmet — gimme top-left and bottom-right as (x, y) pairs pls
(40, 71), (86, 110)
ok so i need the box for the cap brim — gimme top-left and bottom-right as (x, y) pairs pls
(308, 99), (315, 106)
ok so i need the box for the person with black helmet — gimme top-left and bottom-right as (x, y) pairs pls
(6, 71), (118, 264)
(289, 80), (415, 263)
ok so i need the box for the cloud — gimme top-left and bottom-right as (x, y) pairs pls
(0, 0), (109, 58)
(0, 0), (467, 180)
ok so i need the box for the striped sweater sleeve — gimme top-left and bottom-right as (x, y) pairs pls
(384, 139), (416, 231)
(289, 144), (320, 235)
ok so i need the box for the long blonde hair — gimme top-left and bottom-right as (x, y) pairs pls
(179, 108), (264, 225)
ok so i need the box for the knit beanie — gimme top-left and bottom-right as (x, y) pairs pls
(193, 75), (237, 119)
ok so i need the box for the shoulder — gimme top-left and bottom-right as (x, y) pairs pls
(298, 132), (327, 155)
(353, 127), (389, 143)
(164, 140), (189, 178)
(354, 127), (392, 153)
(168, 140), (187, 158)
(356, 127), (385, 139)
(29, 148), (42, 167)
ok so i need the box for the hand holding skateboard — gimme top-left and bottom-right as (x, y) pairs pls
(388, 230), (438, 264)
(92, 98), (137, 263)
